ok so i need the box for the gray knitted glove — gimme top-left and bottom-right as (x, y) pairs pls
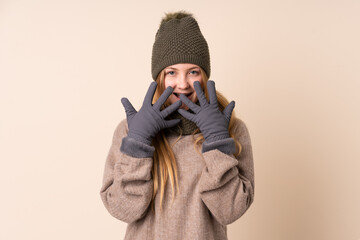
(178, 80), (236, 153)
(121, 82), (182, 146)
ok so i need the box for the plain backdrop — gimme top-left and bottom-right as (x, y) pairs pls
(1, 0), (360, 239)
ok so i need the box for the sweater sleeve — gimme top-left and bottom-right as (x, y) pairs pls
(99, 119), (154, 223)
(198, 118), (255, 225)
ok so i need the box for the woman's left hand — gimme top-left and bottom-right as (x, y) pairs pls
(177, 80), (235, 143)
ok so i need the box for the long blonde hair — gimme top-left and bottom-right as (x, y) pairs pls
(150, 67), (242, 212)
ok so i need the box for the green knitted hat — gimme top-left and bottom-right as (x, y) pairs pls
(151, 11), (211, 80)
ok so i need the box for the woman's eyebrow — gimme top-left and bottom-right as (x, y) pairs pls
(165, 67), (199, 70)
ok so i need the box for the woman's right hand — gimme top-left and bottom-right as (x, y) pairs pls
(121, 82), (182, 146)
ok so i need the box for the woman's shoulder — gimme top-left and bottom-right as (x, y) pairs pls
(118, 118), (128, 129)
(111, 119), (128, 141)
(232, 117), (252, 141)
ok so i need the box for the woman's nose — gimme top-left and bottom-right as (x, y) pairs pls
(177, 75), (190, 89)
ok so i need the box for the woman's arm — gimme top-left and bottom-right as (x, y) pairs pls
(198, 118), (255, 225)
(177, 80), (254, 225)
(100, 82), (181, 223)
(99, 119), (154, 223)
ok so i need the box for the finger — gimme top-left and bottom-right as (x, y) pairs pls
(121, 97), (137, 120)
(143, 82), (158, 106)
(164, 119), (181, 128)
(193, 81), (208, 107)
(207, 80), (218, 106)
(179, 93), (201, 113)
(153, 86), (173, 110)
(160, 99), (182, 118)
(223, 100), (235, 121)
(177, 109), (196, 121)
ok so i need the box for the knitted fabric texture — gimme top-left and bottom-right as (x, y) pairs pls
(165, 110), (199, 135)
(100, 117), (255, 240)
(151, 15), (211, 80)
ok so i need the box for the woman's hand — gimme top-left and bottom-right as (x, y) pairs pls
(177, 80), (235, 143)
(121, 82), (182, 146)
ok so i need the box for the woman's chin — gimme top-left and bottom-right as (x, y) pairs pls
(180, 103), (189, 110)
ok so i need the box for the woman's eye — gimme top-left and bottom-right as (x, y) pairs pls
(167, 71), (175, 75)
(190, 70), (199, 75)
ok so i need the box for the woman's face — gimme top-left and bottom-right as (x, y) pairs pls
(164, 63), (203, 110)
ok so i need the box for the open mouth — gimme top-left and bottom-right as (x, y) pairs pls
(173, 92), (193, 98)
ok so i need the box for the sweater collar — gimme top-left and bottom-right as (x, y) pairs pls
(164, 101), (199, 136)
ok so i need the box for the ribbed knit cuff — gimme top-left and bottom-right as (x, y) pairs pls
(204, 132), (231, 143)
(120, 136), (155, 158)
(202, 138), (236, 155)
(152, 54), (210, 81)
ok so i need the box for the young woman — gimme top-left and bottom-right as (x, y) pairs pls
(100, 11), (254, 240)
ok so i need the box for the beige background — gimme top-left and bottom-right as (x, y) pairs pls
(1, 0), (359, 239)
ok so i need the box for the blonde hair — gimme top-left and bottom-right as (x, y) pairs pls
(150, 67), (242, 212)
